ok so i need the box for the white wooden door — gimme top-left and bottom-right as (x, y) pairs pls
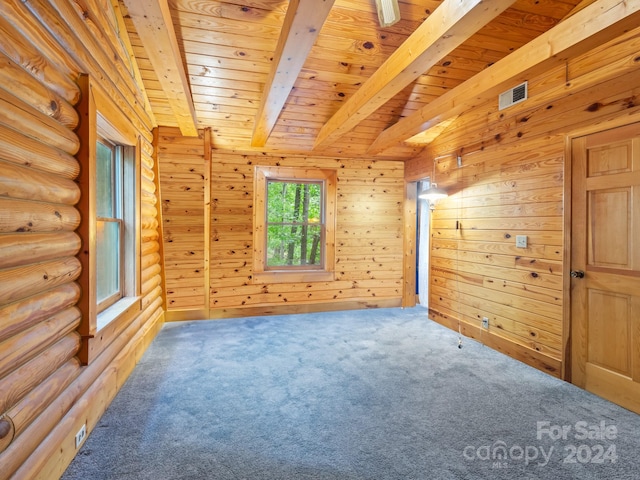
(571, 122), (640, 414)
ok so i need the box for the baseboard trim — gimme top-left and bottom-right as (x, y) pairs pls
(165, 298), (403, 322)
(428, 308), (562, 378)
(164, 308), (210, 322)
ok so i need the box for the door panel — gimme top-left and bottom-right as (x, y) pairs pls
(588, 188), (630, 268)
(571, 122), (640, 414)
(587, 290), (630, 375)
(587, 141), (631, 176)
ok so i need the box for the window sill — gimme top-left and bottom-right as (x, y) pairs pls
(253, 270), (335, 284)
(97, 296), (140, 331)
(80, 296), (142, 365)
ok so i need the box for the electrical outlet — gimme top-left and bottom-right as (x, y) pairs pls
(75, 424), (87, 449)
(516, 235), (528, 248)
(482, 317), (489, 328)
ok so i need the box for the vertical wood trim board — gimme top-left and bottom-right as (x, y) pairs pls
(403, 181), (417, 307)
(152, 127), (168, 311)
(562, 135), (573, 382)
(203, 128), (212, 311)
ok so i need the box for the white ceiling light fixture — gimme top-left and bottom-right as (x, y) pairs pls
(419, 184), (448, 209)
(375, 0), (400, 27)
(419, 158), (448, 210)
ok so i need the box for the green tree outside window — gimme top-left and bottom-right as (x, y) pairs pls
(266, 180), (323, 267)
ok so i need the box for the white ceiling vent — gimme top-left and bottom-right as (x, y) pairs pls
(498, 81), (528, 110)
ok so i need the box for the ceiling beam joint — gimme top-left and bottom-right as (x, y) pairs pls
(367, 0), (640, 155)
(313, 0), (517, 151)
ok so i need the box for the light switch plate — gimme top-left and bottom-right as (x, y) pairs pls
(516, 235), (527, 248)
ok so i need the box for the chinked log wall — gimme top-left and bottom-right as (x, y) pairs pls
(0, 1), (163, 478)
(405, 26), (640, 378)
(157, 126), (406, 319)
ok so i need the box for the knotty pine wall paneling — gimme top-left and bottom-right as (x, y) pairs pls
(157, 137), (407, 319)
(210, 152), (405, 317)
(156, 127), (207, 314)
(405, 26), (640, 379)
(210, 150), (404, 317)
(0, 1), (164, 478)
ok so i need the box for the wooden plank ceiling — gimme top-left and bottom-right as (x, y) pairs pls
(118, 0), (588, 160)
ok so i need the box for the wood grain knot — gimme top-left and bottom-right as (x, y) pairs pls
(0, 419), (11, 439)
(0, 416), (16, 453)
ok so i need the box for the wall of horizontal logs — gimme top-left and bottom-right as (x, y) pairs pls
(157, 127), (406, 319)
(0, 1), (163, 478)
(405, 26), (640, 378)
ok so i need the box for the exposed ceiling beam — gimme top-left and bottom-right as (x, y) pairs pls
(562, 0), (599, 20)
(313, 0), (517, 151)
(252, 0), (336, 147)
(122, 0), (198, 136)
(405, 116), (459, 146)
(368, 0), (640, 156)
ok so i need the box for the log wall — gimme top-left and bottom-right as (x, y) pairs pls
(0, 1), (163, 478)
(405, 26), (640, 378)
(157, 127), (406, 319)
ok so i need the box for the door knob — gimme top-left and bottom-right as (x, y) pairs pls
(570, 270), (585, 278)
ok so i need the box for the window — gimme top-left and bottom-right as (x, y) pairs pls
(76, 75), (141, 363)
(96, 138), (123, 311)
(93, 115), (139, 332)
(254, 166), (336, 283)
(266, 180), (323, 268)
